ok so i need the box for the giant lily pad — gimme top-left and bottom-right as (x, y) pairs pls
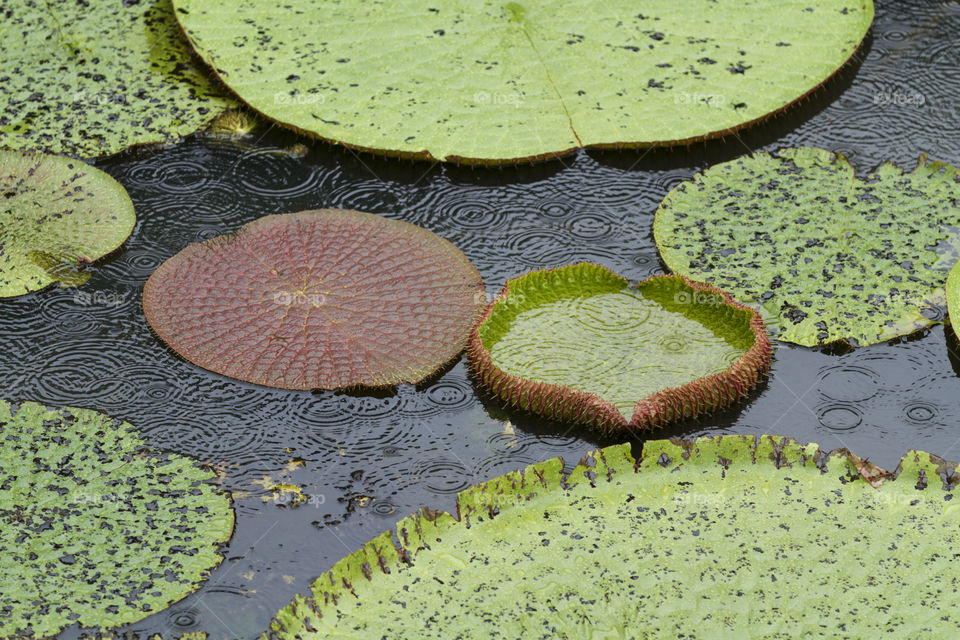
(143, 210), (485, 389)
(264, 434), (960, 638)
(0, 399), (233, 638)
(467, 263), (771, 433)
(654, 148), (960, 347)
(0, 150), (136, 298)
(172, 0), (872, 164)
(0, 0), (234, 157)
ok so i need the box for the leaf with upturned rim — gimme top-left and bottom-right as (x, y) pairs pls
(263, 434), (960, 638)
(143, 210), (485, 390)
(0, 150), (136, 298)
(468, 263), (771, 433)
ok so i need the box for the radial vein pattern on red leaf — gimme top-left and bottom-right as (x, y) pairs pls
(468, 263), (772, 433)
(143, 210), (485, 389)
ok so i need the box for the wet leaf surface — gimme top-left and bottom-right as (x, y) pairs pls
(469, 263), (771, 432)
(0, 150), (135, 297)
(655, 147), (960, 346)
(0, 0), (235, 157)
(143, 210), (485, 390)
(265, 434), (960, 638)
(0, 400), (234, 639)
(173, 0), (871, 163)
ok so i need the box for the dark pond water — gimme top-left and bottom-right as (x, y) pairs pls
(3, 0), (959, 637)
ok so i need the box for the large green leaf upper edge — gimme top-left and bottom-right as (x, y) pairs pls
(171, 0), (873, 165)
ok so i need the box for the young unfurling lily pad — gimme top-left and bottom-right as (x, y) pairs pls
(0, 150), (136, 298)
(172, 0), (872, 164)
(467, 263), (771, 433)
(263, 434), (960, 638)
(143, 210), (485, 390)
(0, 399), (233, 639)
(654, 148), (960, 347)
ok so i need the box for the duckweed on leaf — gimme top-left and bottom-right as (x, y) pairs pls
(468, 263), (771, 433)
(0, 400), (233, 639)
(0, 0), (235, 157)
(172, 0), (872, 164)
(654, 147), (960, 346)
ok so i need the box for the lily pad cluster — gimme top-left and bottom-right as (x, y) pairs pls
(654, 148), (960, 347)
(172, 0), (871, 164)
(0, 399), (234, 639)
(0, 150), (136, 297)
(468, 263), (771, 432)
(263, 434), (960, 638)
(143, 210), (485, 390)
(0, 0), (234, 157)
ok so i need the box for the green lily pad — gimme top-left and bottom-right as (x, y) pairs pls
(172, 0), (872, 164)
(0, 0), (235, 157)
(143, 210), (485, 390)
(0, 150), (136, 298)
(467, 263), (771, 433)
(0, 399), (234, 639)
(654, 148), (960, 347)
(947, 257), (960, 331)
(264, 434), (960, 638)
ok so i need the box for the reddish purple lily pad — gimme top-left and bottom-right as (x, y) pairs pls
(143, 210), (485, 389)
